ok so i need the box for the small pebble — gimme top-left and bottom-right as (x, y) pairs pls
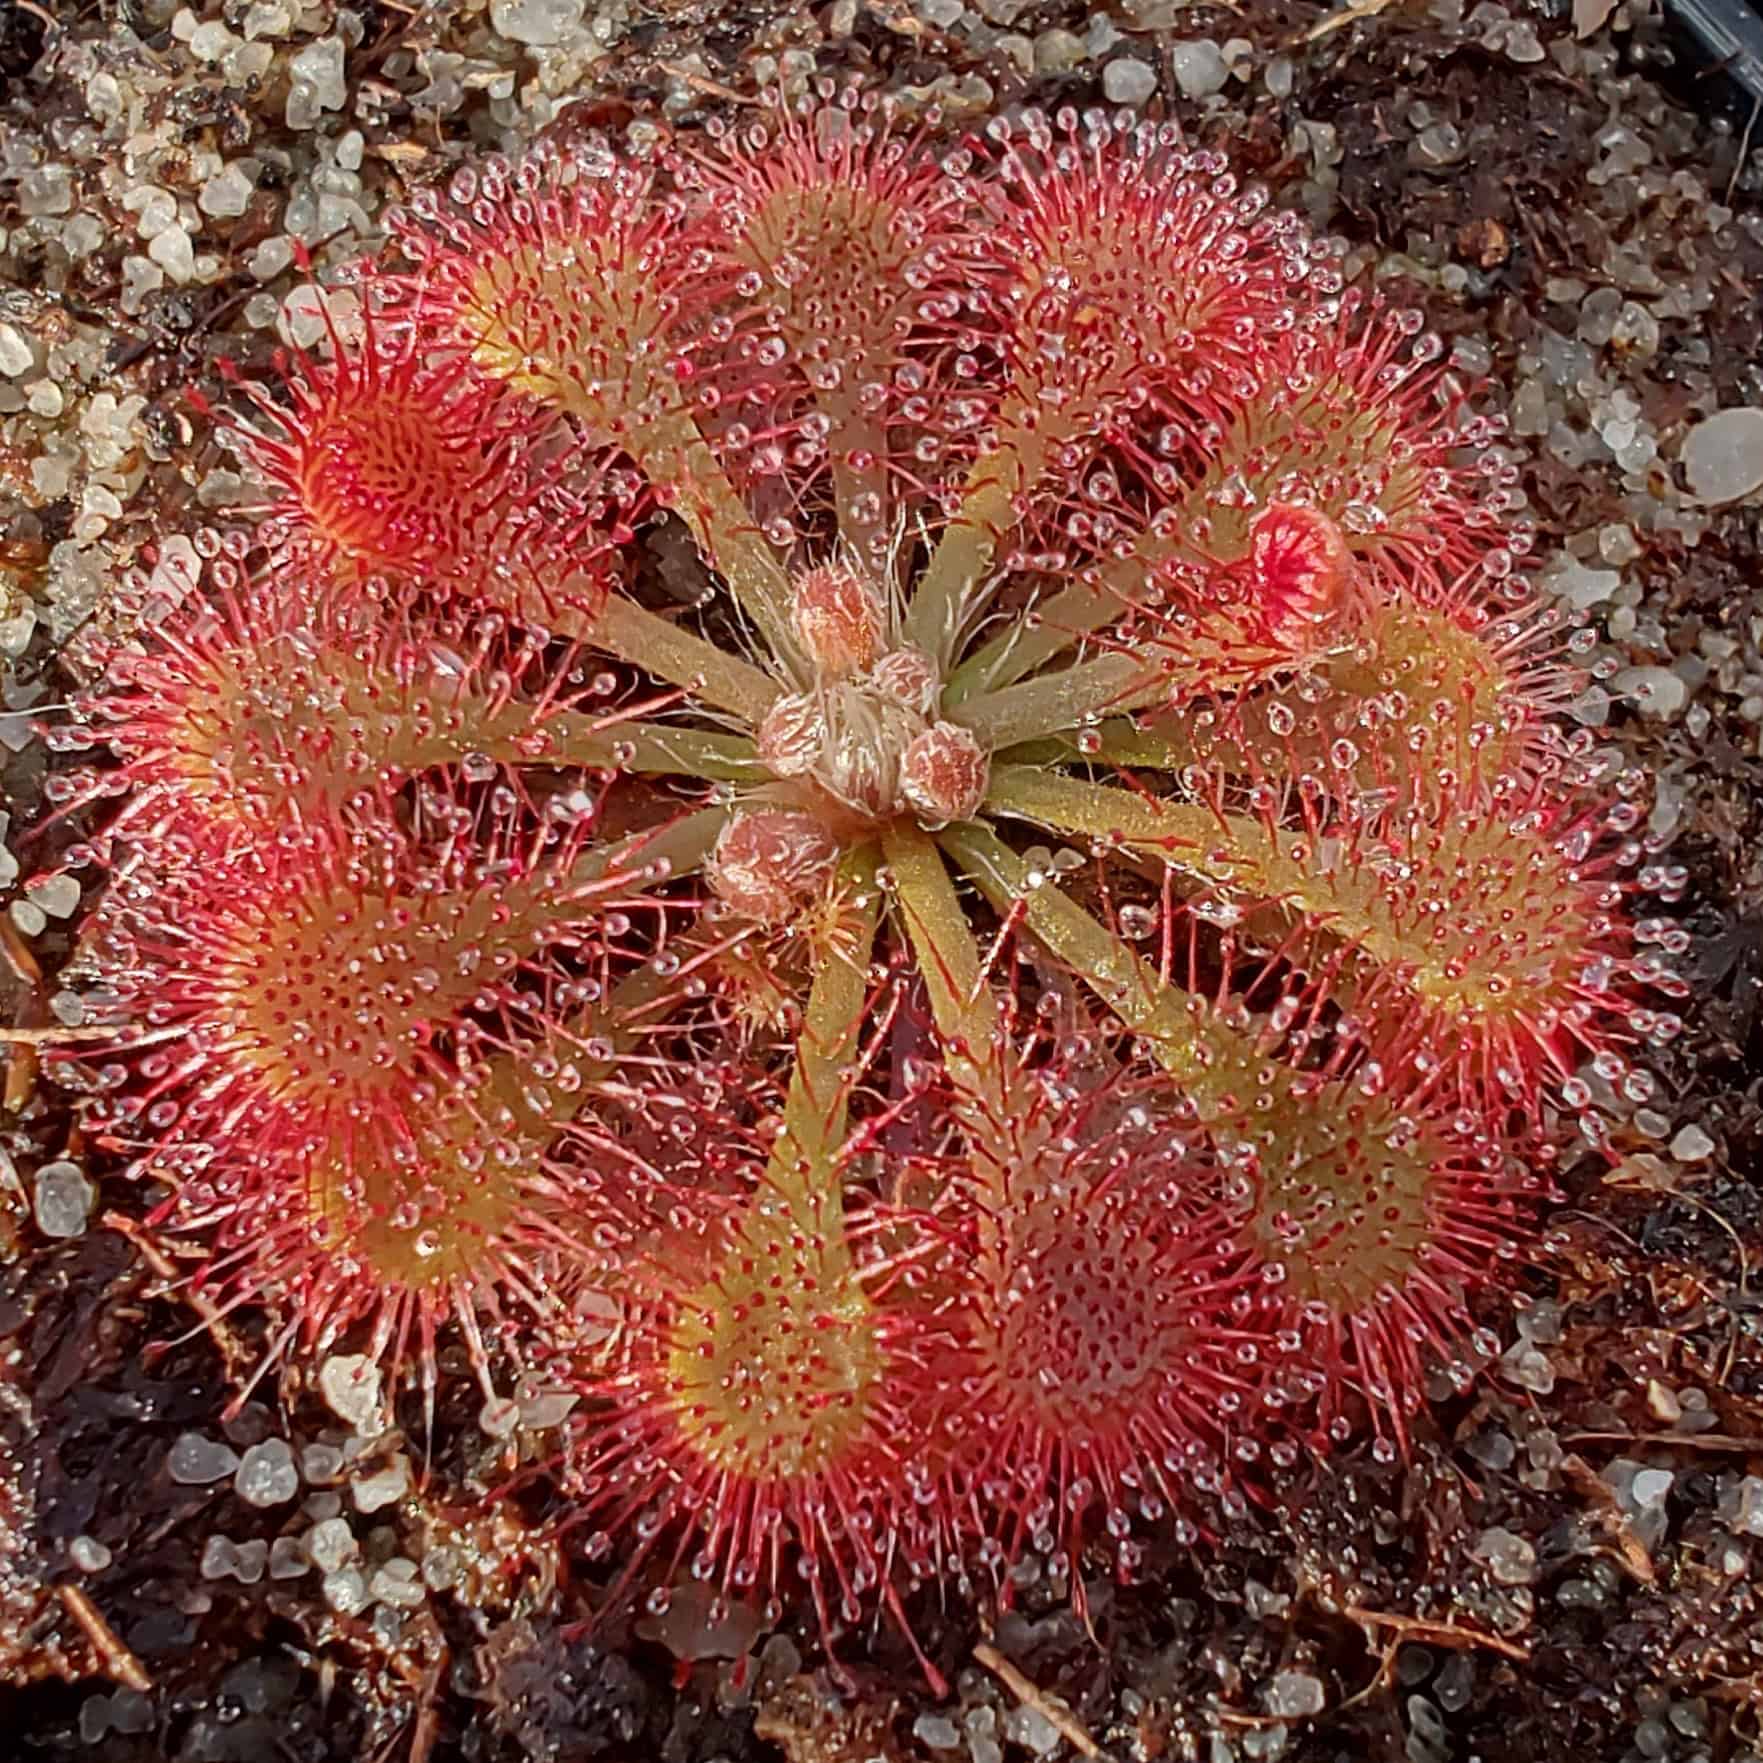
(0, 323), (34, 377)
(1004, 1705), (1062, 1754)
(1102, 56), (1158, 105)
(305, 1517), (358, 1573)
(479, 1397), (521, 1438)
(233, 1539), (269, 1584)
(111, 1690), (152, 1734)
(1669, 1123), (1715, 1161)
(221, 1402), (273, 1450)
(489, 0), (586, 44)
(1397, 1644), (1434, 1687)
(352, 1454), (411, 1514)
(1033, 27), (1085, 73)
(147, 224), (195, 283)
(70, 1535), (112, 1572)
(1549, 559), (1622, 609)
(1682, 407), (1763, 505)
(80, 1695), (113, 1744)
(965, 1705), (1004, 1763)
(517, 1390), (578, 1430)
(1266, 1669), (1326, 1718)
(188, 18), (235, 59)
(168, 1432), (241, 1487)
(249, 237), (295, 282)
(26, 873), (82, 919)
(19, 165), (72, 216)
(200, 1536), (240, 1581)
(1614, 666), (1688, 719)
(318, 1355), (382, 1431)
(243, 1), (290, 37)
(1412, 121), (1465, 166)
(301, 1442), (345, 1485)
(369, 1558), (427, 1609)
(199, 164), (255, 219)
(1407, 1693), (1449, 1762)
(1473, 1525), (1537, 1585)
(1466, 1429), (1516, 1471)
(1086, 16), (1122, 55)
(1725, 1475), (1763, 1537)
(234, 1438), (300, 1508)
(1436, 1653), (1474, 1714)
(1500, 1340), (1556, 1395)
(322, 1567), (370, 1615)
(422, 1546), (465, 1592)
(1631, 1468), (1674, 1508)
(33, 1160), (94, 1238)
(270, 1536), (309, 1579)
(288, 34), (346, 112)
(1169, 39), (1230, 98)
(913, 1713), (961, 1750)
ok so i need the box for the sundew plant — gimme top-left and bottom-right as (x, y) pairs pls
(46, 89), (1685, 1665)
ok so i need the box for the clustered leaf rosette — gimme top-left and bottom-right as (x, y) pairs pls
(51, 89), (1686, 1663)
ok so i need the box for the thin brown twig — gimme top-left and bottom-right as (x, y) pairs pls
(102, 1209), (251, 1378)
(13, 0), (59, 44)
(58, 1585), (152, 1694)
(408, 1645), (448, 1763)
(1212, 1706), (1300, 1729)
(1561, 1454), (1659, 1584)
(1728, 94), (1761, 208)
(658, 63), (762, 105)
(973, 1642), (1106, 1761)
(1289, 0), (1398, 47)
(1606, 1160), (1755, 1385)
(1670, 1190), (1750, 1384)
(1342, 1603), (1531, 1663)
(1, 914), (44, 1112)
(1333, 1636), (1399, 1716)
(1564, 1430), (1763, 1454)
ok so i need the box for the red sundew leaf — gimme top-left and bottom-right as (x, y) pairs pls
(676, 96), (998, 551)
(1234, 1079), (1548, 1455)
(380, 148), (719, 448)
(555, 1167), (964, 1688)
(58, 561), (619, 864)
(224, 330), (632, 624)
(681, 97), (987, 390)
(980, 125), (1313, 459)
(918, 1037), (1271, 1592)
(1117, 752), (1671, 1109)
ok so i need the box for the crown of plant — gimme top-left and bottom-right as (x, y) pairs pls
(51, 90), (1682, 1666)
